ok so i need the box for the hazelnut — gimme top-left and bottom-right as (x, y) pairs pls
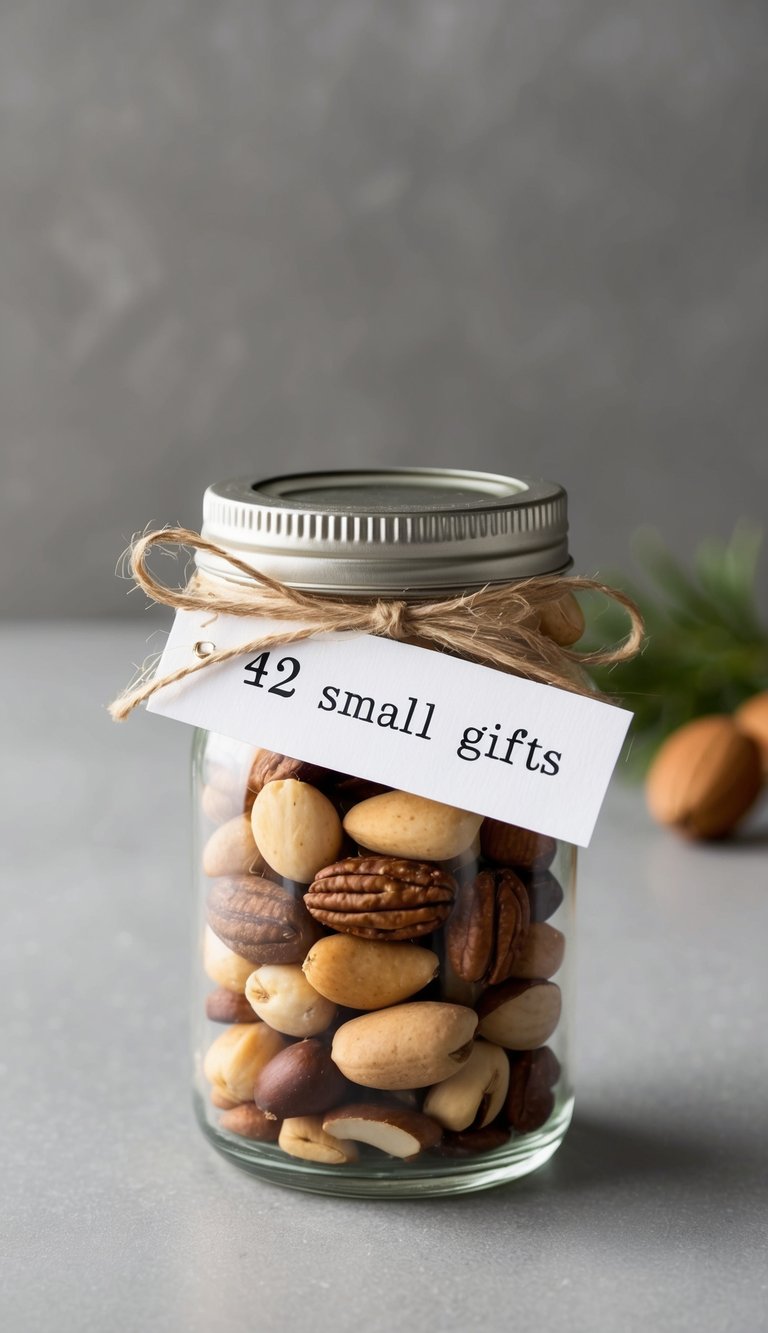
(536, 592), (585, 646)
(646, 715), (762, 839)
(219, 1103), (281, 1142)
(735, 692), (768, 774)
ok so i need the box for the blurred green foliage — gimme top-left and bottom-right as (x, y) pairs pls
(581, 521), (768, 777)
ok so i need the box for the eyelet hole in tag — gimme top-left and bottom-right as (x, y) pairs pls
(193, 640), (216, 659)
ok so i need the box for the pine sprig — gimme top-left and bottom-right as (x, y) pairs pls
(581, 521), (768, 777)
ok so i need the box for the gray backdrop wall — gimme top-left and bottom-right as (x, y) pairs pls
(1, 0), (766, 617)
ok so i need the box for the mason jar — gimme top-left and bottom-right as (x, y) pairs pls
(192, 469), (579, 1197)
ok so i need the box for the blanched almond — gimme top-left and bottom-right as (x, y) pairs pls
(302, 935), (438, 1010)
(251, 780), (343, 883)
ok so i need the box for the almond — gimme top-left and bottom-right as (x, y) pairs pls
(302, 935), (438, 1010)
(331, 1002), (477, 1090)
(477, 980), (562, 1050)
(646, 715), (762, 839)
(510, 922), (565, 980)
(202, 814), (266, 877)
(343, 790), (483, 862)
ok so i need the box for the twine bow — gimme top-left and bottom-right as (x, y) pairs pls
(109, 526), (644, 721)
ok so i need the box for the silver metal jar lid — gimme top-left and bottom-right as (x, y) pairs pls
(199, 468), (569, 594)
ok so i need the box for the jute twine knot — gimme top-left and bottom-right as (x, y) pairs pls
(109, 526), (645, 722)
(372, 599), (409, 640)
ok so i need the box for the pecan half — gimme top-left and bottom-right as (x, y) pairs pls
(207, 876), (320, 965)
(304, 857), (455, 940)
(480, 820), (557, 870)
(446, 868), (530, 985)
(505, 1046), (561, 1133)
(247, 748), (328, 796)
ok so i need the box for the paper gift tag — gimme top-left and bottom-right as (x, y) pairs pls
(147, 610), (632, 847)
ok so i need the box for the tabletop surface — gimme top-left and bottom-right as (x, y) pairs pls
(2, 622), (767, 1333)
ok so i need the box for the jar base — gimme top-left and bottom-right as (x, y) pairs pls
(195, 1092), (574, 1198)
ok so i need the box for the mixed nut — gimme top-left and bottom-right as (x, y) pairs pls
(199, 742), (567, 1169)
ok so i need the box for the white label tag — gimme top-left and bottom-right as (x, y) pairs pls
(146, 610), (632, 847)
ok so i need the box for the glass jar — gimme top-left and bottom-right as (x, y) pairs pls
(192, 469), (578, 1197)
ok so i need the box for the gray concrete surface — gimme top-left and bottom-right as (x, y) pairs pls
(1, 621), (767, 1332)
(1, 2), (767, 617)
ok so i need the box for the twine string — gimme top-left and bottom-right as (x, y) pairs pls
(109, 526), (644, 721)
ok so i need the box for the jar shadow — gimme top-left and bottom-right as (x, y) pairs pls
(520, 1114), (722, 1192)
(440, 1111), (762, 1232)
